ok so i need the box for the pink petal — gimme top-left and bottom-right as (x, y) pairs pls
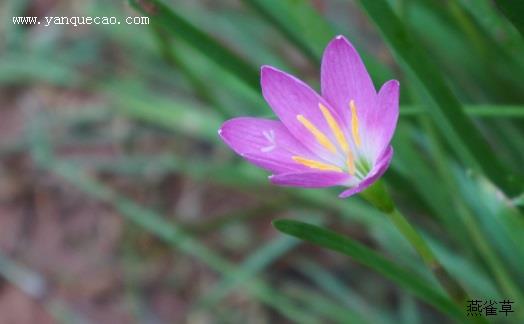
(365, 80), (399, 159)
(260, 65), (347, 162)
(270, 171), (350, 188)
(321, 35), (377, 143)
(219, 117), (322, 174)
(338, 146), (393, 198)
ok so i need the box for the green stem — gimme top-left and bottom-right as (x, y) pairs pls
(361, 180), (468, 305)
(386, 208), (435, 267)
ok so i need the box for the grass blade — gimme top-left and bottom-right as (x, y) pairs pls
(197, 234), (300, 307)
(273, 219), (464, 321)
(356, 0), (519, 194)
(494, 0), (524, 38)
(298, 259), (394, 324)
(129, 0), (259, 90)
(243, 0), (393, 85)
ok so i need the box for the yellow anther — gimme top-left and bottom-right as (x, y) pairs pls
(292, 156), (343, 172)
(297, 114), (337, 153)
(350, 100), (362, 147)
(318, 103), (350, 153)
(346, 150), (356, 175)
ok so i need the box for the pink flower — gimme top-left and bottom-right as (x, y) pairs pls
(218, 35), (399, 198)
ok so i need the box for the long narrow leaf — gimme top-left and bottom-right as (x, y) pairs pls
(273, 219), (464, 321)
(356, 0), (519, 194)
(494, 1), (524, 38)
(129, 0), (259, 90)
(243, 0), (392, 85)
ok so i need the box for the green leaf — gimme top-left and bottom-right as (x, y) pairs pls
(243, 0), (393, 85)
(129, 0), (259, 90)
(103, 80), (222, 141)
(458, 0), (524, 60)
(418, 118), (523, 307)
(494, 0), (524, 38)
(408, 1), (524, 101)
(454, 171), (524, 288)
(401, 105), (524, 118)
(272, 219), (464, 321)
(198, 233), (300, 307)
(25, 106), (320, 324)
(298, 260), (394, 324)
(242, 0), (333, 62)
(0, 53), (80, 86)
(356, 0), (519, 194)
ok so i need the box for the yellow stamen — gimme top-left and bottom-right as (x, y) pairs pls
(346, 150), (356, 175)
(292, 156), (343, 172)
(350, 100), (362, 147)
(297, 114), (337, 153)
(318, 103), (350, 153)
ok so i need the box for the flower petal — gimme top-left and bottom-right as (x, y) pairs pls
(270, 171), (350, 188)
(321, 35), (377, 139)
(338, 146), (393, 198)
(365, 80), (400, 159)
(261, 65), (347, 162)
(219, 117), (320, 174)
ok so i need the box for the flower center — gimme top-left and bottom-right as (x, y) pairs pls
(354, 157), (371, 180)
(292, 100), (370, 178)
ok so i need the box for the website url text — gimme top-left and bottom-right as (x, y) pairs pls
(12, 16), (150, 27)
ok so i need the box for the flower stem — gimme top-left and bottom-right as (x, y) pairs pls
(361, 180), (468, 305)
(386, 208), (435, 266)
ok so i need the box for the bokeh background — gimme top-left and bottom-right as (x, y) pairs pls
(1, 0), (523, 323)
